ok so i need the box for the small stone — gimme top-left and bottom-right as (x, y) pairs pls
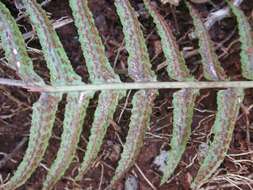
(153, 150), (169, 173)
(160, 0), (181, 6)
(124, 175), (139, 190)
(108, 144), (121, 162)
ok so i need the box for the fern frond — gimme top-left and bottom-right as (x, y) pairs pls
(0, 2), (61, 189)
(0, 0), (251, 189)
(226, 0), (253, 80)
(186, 2), (227, 81)
(191, 88), (244, 189)
(143, 0), (199, 183)
(69, 0), (125, 181)
(111, 0), (158, 186)
(20, 1), (93, 189)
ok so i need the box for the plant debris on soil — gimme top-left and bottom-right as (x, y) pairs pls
(0, 0), (253, 189)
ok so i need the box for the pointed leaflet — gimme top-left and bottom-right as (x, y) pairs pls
(191, 88), (244, 189)
(69, 0), (121, 84)
(0, 2), (43, 86)
(69, 0), (125, 181)
(144, 0), (193, 82)
(75, 90), (123, 181)
(21, 0), (82, 86)
(111, 89), (157, 187)
(186, 2), (227, 81)
(0, 2), (61, 190)
(226, 1), (253, 80)
(162, 89), (198, 184)
(20, 1), (92, 190)
(143, 0), (199, 183)
(111, 0), (158, 186)
(2, 93), (61, 190)
(42, 91), (90, 190)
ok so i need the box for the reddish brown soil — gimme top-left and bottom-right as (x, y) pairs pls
(0, 0), (253, 190)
